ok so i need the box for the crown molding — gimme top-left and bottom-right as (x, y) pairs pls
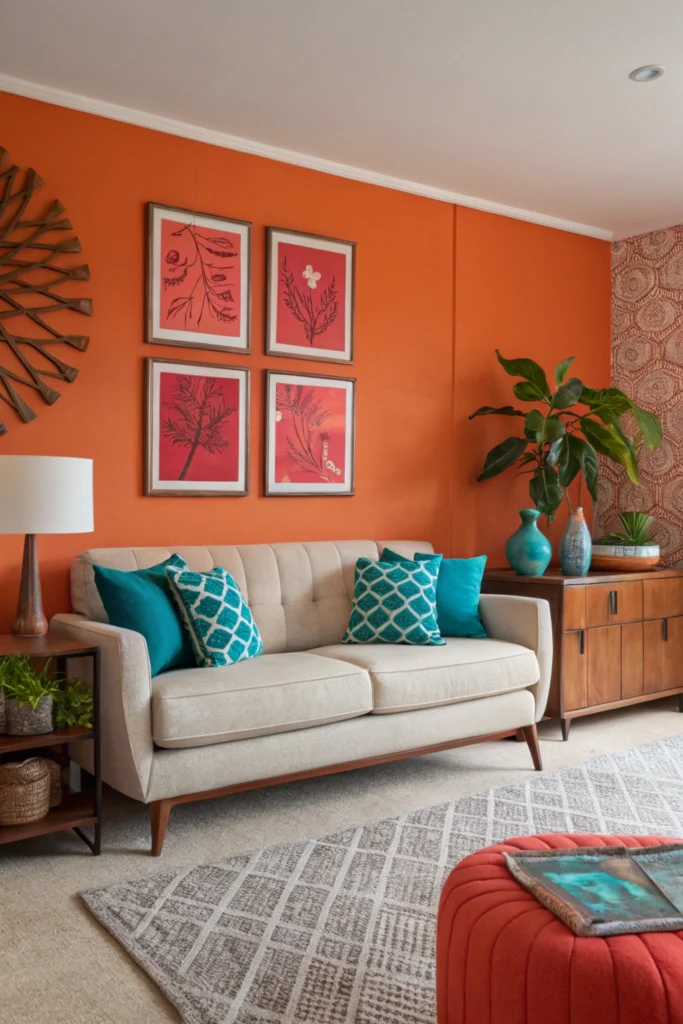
(0, 73), (613, 241)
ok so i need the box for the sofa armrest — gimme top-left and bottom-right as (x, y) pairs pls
(478, 594), (552, 721)
(51, 613), (154, 802)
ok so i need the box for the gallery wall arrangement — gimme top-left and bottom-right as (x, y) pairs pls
(144, 205), (357, 497)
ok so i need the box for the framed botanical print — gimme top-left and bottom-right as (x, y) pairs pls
(145, 357), (249, 496)
(265, 370), (355, 496)
(266, 228), (355, 363)
(147, 203), (251, 353)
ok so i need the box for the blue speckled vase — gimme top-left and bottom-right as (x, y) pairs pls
(505, 509), (552, 576)
(560, 507), (592, 577)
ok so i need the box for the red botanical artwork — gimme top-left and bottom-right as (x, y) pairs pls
(276, 242), (346, 351)
(275, 382), (346, 483)
(159, 218), (242, 338)
(158, 371), (240, 482)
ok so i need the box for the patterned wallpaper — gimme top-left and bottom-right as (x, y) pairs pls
(598, 226), (683, 563)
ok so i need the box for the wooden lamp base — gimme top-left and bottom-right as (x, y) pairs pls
(12, 534), (48, 637)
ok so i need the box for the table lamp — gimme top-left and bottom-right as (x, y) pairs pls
(0, 456), (94, 636)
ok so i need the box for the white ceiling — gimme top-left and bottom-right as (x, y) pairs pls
(1, 0), (682, 240)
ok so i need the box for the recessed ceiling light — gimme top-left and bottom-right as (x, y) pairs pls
(629, 65), (665, 82)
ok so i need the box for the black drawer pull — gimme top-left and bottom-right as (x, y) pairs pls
(609, 590), (618, 615)
(663, 618), (669, 642)
(579, 629), (585, 655)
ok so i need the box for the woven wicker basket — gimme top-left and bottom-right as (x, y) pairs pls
(0, 758), (50, 826)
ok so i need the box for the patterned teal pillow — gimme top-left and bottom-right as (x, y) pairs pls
(165, 561), (263, 667)
(342, 556), (446, 646)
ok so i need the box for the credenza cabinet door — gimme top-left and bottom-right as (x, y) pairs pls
(644, 616), (683, 693)
(562, 631), (587, 710)
(586, 625), (622, 706)
(621, 622), (644, 699)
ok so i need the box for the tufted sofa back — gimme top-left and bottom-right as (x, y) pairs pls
(70, 540), (434, 654)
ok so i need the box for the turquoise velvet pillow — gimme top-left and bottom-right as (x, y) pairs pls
(382, 547), (488, 638)
(93, 555), (195, 676)
(342, 555), (445, 646)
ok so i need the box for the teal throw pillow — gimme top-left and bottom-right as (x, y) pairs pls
(93, 555), (195, 677)
(382, 547), (487, 638)
(343, 556), (445, 646)
(165, 562), (263, 668)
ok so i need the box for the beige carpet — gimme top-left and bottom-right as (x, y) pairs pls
(1, 701), (682, 1024)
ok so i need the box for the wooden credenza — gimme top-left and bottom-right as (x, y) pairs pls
(481, 567), (683, 739)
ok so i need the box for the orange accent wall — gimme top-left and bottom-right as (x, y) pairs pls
(0, 91), (611, 630)
(453, 206), (612, 563)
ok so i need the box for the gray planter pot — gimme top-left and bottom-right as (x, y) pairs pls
(6, 695), (53, 735)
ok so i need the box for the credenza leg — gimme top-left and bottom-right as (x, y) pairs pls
(560, 718), (572, 742)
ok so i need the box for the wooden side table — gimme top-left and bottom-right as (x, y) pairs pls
(482, 566), (683, 740)
(0, 634), (101, 854)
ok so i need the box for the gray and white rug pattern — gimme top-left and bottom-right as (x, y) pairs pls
(82, 734), (683, 1024)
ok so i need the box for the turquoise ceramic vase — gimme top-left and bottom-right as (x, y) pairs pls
(505, 509), (552, 576)
(560, 507), (592, 576)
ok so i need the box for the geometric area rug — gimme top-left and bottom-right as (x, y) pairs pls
(81, 734), (683, 1024)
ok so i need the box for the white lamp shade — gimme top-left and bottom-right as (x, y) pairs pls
(0, 456), (93, 534)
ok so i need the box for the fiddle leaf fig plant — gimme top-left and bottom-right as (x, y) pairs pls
(470, 351), (663, 520)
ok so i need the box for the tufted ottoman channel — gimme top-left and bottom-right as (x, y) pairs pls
(437, 833), (683, 1024)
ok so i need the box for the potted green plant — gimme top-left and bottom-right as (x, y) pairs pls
(0, 655), (60, 735)
(592, 512), (660, 570)
(470, 352), (663, 576)
(53, 679), (94, 730)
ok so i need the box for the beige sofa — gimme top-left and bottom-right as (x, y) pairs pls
(51, 539), (552, 854)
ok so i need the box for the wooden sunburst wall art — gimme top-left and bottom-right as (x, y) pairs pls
(0, 146), (91, 434)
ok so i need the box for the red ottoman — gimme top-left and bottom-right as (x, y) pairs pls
(437, 833), (683, 1024)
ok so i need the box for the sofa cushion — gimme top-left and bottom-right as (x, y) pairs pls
(166, 561), (263, 668)
(311, 638), (538, 713)
(152, 652), (373, 748)
(343, 556), (445, 646)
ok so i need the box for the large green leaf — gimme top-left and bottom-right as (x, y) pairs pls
(580, 443), (599, 503)
(547, 437), (565, 467)
(524, 409), (544, 441)
(513, 380), (548, 403)
(554, 356), (575, 387)
(529, 466), (563, 519)
(563, 435), (599, 502)
(469, 405), (525, 420)
(552, 377), (584, 410)
(580, 417), (640, 484)
(632, 405), (663, 449)
(477, 437), (528, 481)
(543, 415), (565, 443)
(558, 437), (581, 486)
(496, 351), (551, 400)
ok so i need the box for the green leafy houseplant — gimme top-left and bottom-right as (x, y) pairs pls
(53, 680), (94, 729)
(598, 512), (657, 547)
(0, 654), (60, 710)
(470, 352), (663, 520)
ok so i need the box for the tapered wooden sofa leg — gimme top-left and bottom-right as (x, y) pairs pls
(523, 724), (543, 771)
(150, 799), (172, 856)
